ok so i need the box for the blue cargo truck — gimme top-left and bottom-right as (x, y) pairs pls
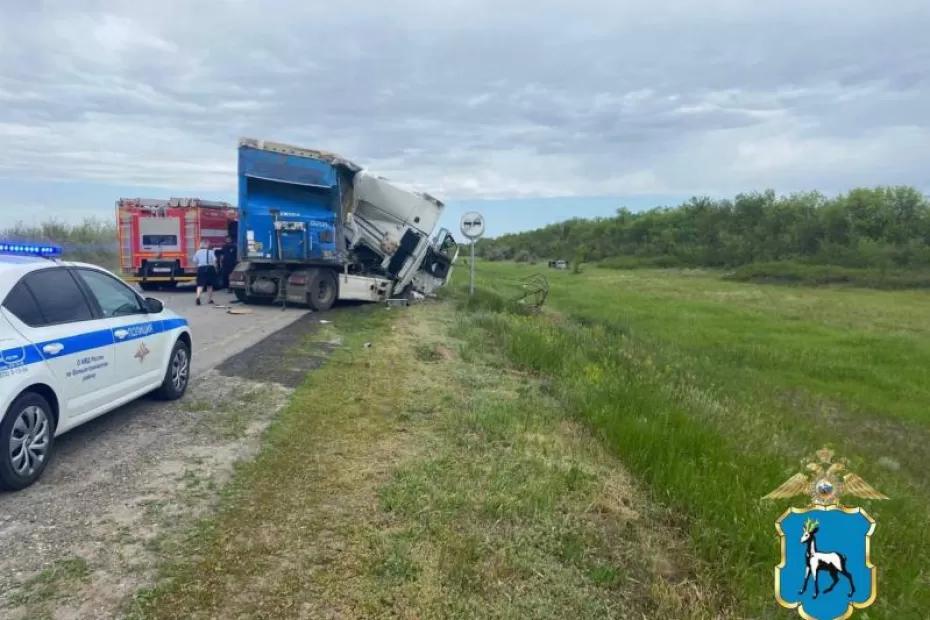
(230, 138), (458, 309)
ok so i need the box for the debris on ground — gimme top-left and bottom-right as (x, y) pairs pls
(510, 273), (549, 310)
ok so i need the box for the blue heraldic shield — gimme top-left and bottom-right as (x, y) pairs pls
(776, 506), (876, 620)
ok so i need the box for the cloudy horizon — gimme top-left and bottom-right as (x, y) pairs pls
(2, 0), (929, 235)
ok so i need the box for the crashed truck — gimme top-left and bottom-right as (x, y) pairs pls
(229, 138), (458, 309)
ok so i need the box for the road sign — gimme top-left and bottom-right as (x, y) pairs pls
(459, 211), (484, 294)
(460, 212), (485, 240)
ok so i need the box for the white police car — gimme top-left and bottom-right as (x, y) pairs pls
(0, 243), (191, 490)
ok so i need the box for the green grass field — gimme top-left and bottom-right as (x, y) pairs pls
(456, 261), (930, 617)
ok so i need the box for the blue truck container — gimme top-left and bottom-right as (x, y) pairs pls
(237, 139), (358, 265)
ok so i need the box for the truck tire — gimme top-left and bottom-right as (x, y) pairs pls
(0, 392), (55, 490)
(307, 269), (337, 311)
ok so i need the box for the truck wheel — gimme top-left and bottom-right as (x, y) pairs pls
(234, 289), (249, 303)
(0, 392), (55, 490)
(307, 269), (337, 311)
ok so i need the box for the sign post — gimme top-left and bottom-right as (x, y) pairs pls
(459, 211), (485, 296)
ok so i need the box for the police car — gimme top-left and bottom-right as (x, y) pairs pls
(0, 243), (191, 490)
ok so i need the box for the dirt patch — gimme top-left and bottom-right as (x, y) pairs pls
(216, 311), (350, 387)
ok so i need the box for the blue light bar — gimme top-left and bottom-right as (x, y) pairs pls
(0, 242), (62, 258)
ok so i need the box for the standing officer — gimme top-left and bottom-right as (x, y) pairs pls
(219, 235), (238, 292)
(193, 240), (217, 306)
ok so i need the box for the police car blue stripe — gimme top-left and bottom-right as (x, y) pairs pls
(162, 317), (188, 330)
(35, 328), (114, 360)
(112, 320), (164, 343)
(0, 317), (189, 369)
(0, 343), (42, 367)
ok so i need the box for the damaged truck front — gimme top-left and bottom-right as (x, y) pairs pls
(230, 138), (458, 309)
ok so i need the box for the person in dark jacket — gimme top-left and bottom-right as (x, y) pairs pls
(219, 236), (237, 291)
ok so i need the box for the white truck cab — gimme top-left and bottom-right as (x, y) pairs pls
(0, 244), (192, 490)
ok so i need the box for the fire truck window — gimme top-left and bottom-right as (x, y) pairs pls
(21, 268), (94, 325)
(75, 269), (145, 317)
(142, 234), (178, 247)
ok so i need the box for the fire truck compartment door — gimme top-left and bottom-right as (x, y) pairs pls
(139, 218), (181, 251)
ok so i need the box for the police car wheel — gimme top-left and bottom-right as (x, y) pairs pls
(0, 392), (55, 491)
(154, 340), (191, 400)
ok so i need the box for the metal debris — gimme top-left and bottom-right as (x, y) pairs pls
(510, 273), (549, 310)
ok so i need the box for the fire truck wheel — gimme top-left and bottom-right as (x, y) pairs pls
(306, 269), (337, 311)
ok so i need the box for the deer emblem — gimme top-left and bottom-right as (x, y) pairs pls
(799, 518), (855, 599)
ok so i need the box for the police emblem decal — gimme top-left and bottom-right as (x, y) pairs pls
(764, 448), (886, 620)
(134, 341), (150, 363)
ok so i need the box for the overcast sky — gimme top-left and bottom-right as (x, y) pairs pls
(1, 0), (929, 235)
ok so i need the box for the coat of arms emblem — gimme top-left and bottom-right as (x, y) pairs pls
(764, 448), (887, 620)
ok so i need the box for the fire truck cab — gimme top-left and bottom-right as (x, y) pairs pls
(116, 198), (237, 290)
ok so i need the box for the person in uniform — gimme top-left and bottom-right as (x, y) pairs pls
(219, 235), (237, 292)
(193, 240), (217, 306)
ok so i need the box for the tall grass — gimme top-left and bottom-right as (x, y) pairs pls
(0, 218), (118, 269)
(455, 265), (930, 617)
(725, 260), (930, 289)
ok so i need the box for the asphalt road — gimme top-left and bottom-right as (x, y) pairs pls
(151, 287), (311, 376)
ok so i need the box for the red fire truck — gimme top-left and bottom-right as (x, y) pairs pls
(116, 197), (238, 289)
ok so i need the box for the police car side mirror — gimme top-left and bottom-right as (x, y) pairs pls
(144, 297), (164, 314)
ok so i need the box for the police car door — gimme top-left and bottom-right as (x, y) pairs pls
(5, 268), (115, 418)
(72, 268), (165, 395)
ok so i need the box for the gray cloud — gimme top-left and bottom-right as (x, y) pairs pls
(1, 0), (929, 204)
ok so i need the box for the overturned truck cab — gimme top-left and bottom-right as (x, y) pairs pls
(230, 139), (458, 309)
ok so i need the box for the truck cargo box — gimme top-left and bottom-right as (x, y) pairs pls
(237, 139), (359, 264)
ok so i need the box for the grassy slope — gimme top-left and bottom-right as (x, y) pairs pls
(129, 303), (727, 618)
(466, 262), (930, 616)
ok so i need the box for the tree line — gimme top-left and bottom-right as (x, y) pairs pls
(478, 187), (930, 270)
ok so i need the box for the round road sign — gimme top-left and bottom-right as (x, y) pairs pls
(460, 211), (485, 240)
